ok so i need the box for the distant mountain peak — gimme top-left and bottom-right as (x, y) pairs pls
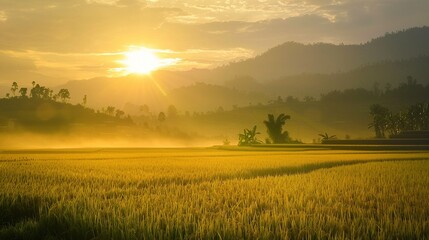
(211, 26), (429, 81)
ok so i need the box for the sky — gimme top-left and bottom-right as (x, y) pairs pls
(0, 0), (428, 84)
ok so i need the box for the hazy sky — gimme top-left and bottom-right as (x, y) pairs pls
(0, 0), (428, 83)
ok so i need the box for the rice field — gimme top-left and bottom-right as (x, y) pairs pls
(1, 147), (429, 239)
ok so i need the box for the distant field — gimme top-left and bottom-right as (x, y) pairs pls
(1, 148), (428, 239)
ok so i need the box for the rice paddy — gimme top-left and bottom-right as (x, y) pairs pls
(1, 148), (428, 239)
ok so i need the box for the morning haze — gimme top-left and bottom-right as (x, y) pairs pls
(1, 0), (429, 239)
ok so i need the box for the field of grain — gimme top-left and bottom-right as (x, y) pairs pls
(1, 148), (428, 239)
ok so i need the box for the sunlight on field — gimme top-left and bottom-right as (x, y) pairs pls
(1, 149), (429, 239)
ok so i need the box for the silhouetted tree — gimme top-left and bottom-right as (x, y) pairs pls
(158, 112), (166, 122)
(238, 125), (262, 146)
(30, 84), (51, 99)
(386, 112), (406, 136)
(368, 104), (390, 138)
(263, 113), (291, 143)
(406, 103), (429, 131)
(19, 88), (28, 98)
(82, 95), (87, 106)
(115, 109), (125, 118)
(377, 103), (429, 137)
(104, 106), (115, 116)
(318, 133), (337, 141)
(11, 82), (18, 97)
(30, 84), (40, 98)
(57, 89), (70, 103)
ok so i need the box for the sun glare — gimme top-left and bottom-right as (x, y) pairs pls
(118, 47), (179, 75)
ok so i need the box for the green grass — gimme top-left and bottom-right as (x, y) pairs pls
(1, 148), (428, 239)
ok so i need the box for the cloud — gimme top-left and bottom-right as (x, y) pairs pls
(2, 50), (122, 80)
(314, 0), (429, 42)
(148, 0), (321, 23)
(0, 46), (255, 81)
(2, 0), (428, 54)
(153, 15), (338, 52)
(0, 0), (428, 83)
(86, 0), (121, 5)
(0, 52), (49, 87)
(0, 1), (182, 53)
(0, 52), (36, 72)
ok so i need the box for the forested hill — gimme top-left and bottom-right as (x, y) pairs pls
(212, 26), (429, 81)
(53, 26), (429, 111)
(259, 55), (429, 97)
(0, 97), (132, 133)
(57, 56), (429, 112)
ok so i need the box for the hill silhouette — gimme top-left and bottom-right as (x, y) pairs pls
(58, 55), (429, 112)
(54, 26), (429, 111)
(0, 97), (131, 133)
(59, 74), (269, 112)
(260, 55), (429, 97)
(2, 77), (428, 143)
(212, 26), (429, 81)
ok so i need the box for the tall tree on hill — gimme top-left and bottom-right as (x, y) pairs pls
(10, 82), (18, 97)
(263, 113), (291, 143)
(19, 88), (27, 98)
(57, 89), (70, 103)
(30, 84), (51, 100)
(82, 95), (87, 107)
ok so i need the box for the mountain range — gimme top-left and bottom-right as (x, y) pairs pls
(211, 26), (429, 81)
(13, 26), (429, 112)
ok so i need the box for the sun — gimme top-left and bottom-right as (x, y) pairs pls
(118, 47), (179, 75)
(120, 48), (162, 74)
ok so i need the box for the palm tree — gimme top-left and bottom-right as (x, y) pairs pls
(238, 125), (262, 146)
(263, 113), (291, 143)
(318, 133), (337, 141)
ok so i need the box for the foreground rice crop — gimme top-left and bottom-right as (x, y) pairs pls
(1, 148), (428, 239)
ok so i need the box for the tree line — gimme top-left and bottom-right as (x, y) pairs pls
(369, 103), (429, 138)
(0, 81), (135, 133)
(3, 81), (134, 120)
(6, 81), (71, 103)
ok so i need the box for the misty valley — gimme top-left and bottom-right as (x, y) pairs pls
(1, 8), (429, 239)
